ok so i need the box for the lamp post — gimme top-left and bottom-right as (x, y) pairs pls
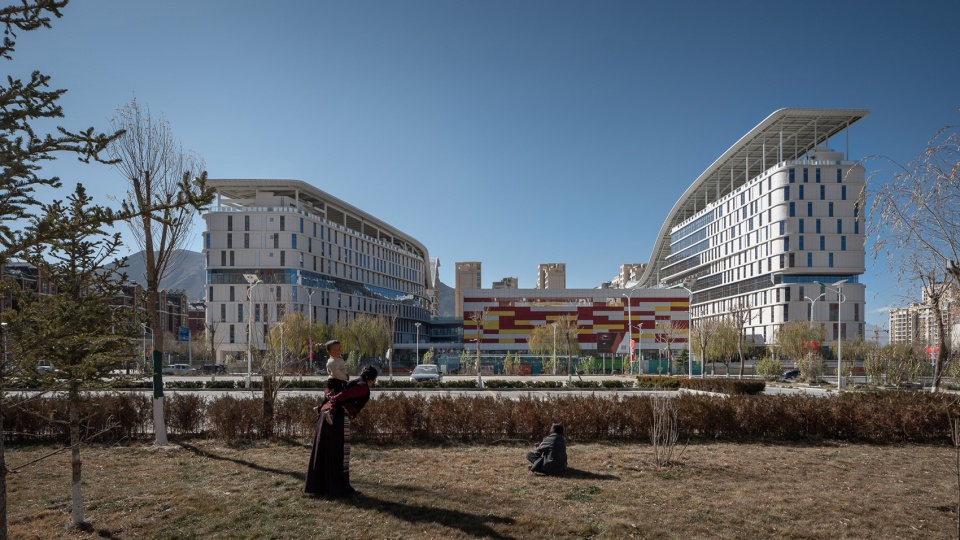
(244, 274), (262, 389)
(815, 279), (848, 390)
(551, 322), (558, 375)
(667, 282), (694, 377)
(415, 322), (421, 365)
(804, 292), (826, 330)
(306, 288), (315, 373)
(623, 285), (639, 376)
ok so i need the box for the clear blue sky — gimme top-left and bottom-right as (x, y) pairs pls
(8, 0), (960, 335)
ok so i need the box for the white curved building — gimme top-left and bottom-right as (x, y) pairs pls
(202, 179), (434, 364)
(642, 109), (870, 346)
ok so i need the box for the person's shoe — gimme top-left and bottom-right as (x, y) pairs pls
(323, 409), (334, 425)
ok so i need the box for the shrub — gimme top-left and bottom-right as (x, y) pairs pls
(754, 356), (782, 381)
(524, 380), (563, 389)
(601, 379), (628, 388)
(164, 394), (206, 435)
(204, 380), (236, 389)
(166, 381), (204, 389)
(570, 380), (599, 388)
(680, 378), (765, 395)
(636, 376), (681, 389)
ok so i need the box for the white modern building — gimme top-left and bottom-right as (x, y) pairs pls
(641, 109), (869, 347)
(202, 179), (435, 364)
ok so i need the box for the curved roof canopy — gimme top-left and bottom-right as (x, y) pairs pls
(638, 108), (869, 287)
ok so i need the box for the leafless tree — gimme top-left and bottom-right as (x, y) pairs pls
(469, 308), (489, 387)
(690, 316), (717, 379)
(870, 121), (960, 392)
(107, 98), (213, 443)
(729, 300), (752, 379)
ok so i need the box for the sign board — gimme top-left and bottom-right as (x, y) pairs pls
(177, 326), (190, 342)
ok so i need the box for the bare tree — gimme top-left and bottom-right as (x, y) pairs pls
(690, 316), (717, 379)
(729, 300), (752, 379)
(871, 121), (960, 392)
(554, 315), (581, 383)
(469, 308), (489, 387)
(107, 99), (213, 443)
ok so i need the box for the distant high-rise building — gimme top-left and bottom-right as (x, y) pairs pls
(889, 283), (959, 349)
(537, 263), (566, 290)
(455, 262), (482, 318)
(493, 277), (518, 289)
(608, 264), (647, 289)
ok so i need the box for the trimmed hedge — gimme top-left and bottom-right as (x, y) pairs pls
(7, 390), (959, 445)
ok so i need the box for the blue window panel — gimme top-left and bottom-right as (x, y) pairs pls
(854, 220), (859, 234)
(829, 202), (834, 217)
(820, 236), (825, 250)
(808, 202), (813, 216)
(820, 185), (825, 200)
(816, 219), (821, 234)
(784, 237), (790, 252)
(841, 236), (846, 251)
(842, 186), (847, 200)
(292, 234), (297, 250)
(799, 236), (805, 250)
(799, 185), (804, 200)
(789, 202), (795, 217)
(816, 168), (821, 183)
(789, 169), (795, 183)
(837, 169), (842, 183)
(799, 219), (805, 233)
(837, 219), (842, 234)
(808, 253), (813, 267)
(779, 221), (785, 235)
(829, 253), (834, 267)
(784, 186), (790, 201)
(803, 168), (808, 182)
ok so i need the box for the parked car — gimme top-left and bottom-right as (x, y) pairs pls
(410, 364), (442, 383)
(36, 360), (62, 375)
(201, 364), (227, 374)
(162, 364), (193, 375)
(781, 369), (800, 382)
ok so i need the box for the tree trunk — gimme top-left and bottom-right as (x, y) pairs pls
(150, 288), (168, 444)
(933, 304), (948, 393)
(69, 393), (85, 528)
(262, 374), (275, 438)
(1, 390), (7, 540)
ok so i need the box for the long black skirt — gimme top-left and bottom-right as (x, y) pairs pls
(304, 408), (356, 497)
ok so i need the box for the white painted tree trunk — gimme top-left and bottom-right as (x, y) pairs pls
(153, 397), (168, 445)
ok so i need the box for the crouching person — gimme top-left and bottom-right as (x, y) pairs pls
(527, 423), (567, 475)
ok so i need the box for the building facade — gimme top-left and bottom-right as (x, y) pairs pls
(642, 109), (869, 346)
(493, 277), (519, 289)
(889, 283), (960, 352)
(536, 263), (566, 290)
(462, 287), (688, 359)
(202, 179), (434, 364)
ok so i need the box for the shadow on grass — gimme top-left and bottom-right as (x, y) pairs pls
(558, 467), (619, 480)
(347, 492), (516, 539)
(177, 442), (306, 482)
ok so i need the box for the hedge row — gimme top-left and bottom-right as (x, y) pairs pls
(5, 391), (957, 445)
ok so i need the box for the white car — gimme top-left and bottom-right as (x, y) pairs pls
(162, 364), (193, 375)
(410, 364), (442, 383)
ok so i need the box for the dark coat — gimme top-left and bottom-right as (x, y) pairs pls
(528, 433), (567, 474)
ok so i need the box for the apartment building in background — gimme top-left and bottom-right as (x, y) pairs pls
(536, 263), (566, 290)
(455, 262), (481, 318)
(493, 277), (519, 289)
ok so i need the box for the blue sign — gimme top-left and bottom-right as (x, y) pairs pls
(178, 326), (190, 342)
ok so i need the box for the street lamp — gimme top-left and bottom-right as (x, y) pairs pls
(415, 322), (421, 365)
(244, 273), (262, 389)
(623, 284), (640, 376)
(551, 321), (558, 375)
(804, 292), (826, 330)
(815, 279), (848, 390)
(668, 281), (694, 377)
(306, 288), (315, 373)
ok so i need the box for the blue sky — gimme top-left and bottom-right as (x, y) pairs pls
(8, 0), (960, 334)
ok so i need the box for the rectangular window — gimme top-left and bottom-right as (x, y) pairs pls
(820, 236), (825, 250)
(837, 169), (843, 183)
(816, 219), (821, 234)
(798, 185), (804, 200)
(803, 168), (808, 183)
(841, 236), (846, 251)
(255, 304), (261, 323)
(280, 216), (285, 231)
(789, 169), (795, 183)
(784, 236), (790, 252)
(245, 215), (250, 231)
(799, 219), (804, 233)
(227, 215), (233, 231)
(273, 234), (279, 249)
(220, 251), (226, 266)
(854, 304), (860, 322)
(829, 253), (834, 267)
(785, 287), (791, 302)
(779, 221), (785, 236)
(789, 202), (795, 217)
(837, 219), (843, 234)
(784, 186), (790, 201)
(799, 236), (804, 251)
(784, 304), (789, 322)
(808, 252), (813, 267)
(841, 185), (847, 200)
(220, 304), (226, 323)
(816, 168), (820, 183)
(300, 218), (304, 234)
(820, 185), (825, 200)
(292, 234), (297, 250)
(829, 202), (834, 217)
(280, 250), (285, 266)
(229, 251), (234, 266)
(208, 287), (213, 301)
(229, 286), (235, 302)
(789, 253), (795, 267)
(854, 220), (859, 234)
(807, 202), (812, 217)
(244, 233), (249, 249)
(238, 304), (243, 322)
(205, 233), (210, 249)
(276, 286), (282, 302)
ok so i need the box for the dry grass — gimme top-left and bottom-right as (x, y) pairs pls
(7, 439), (958, 539)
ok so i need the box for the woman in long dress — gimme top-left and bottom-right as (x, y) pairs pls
(304, 365), (378, 498)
